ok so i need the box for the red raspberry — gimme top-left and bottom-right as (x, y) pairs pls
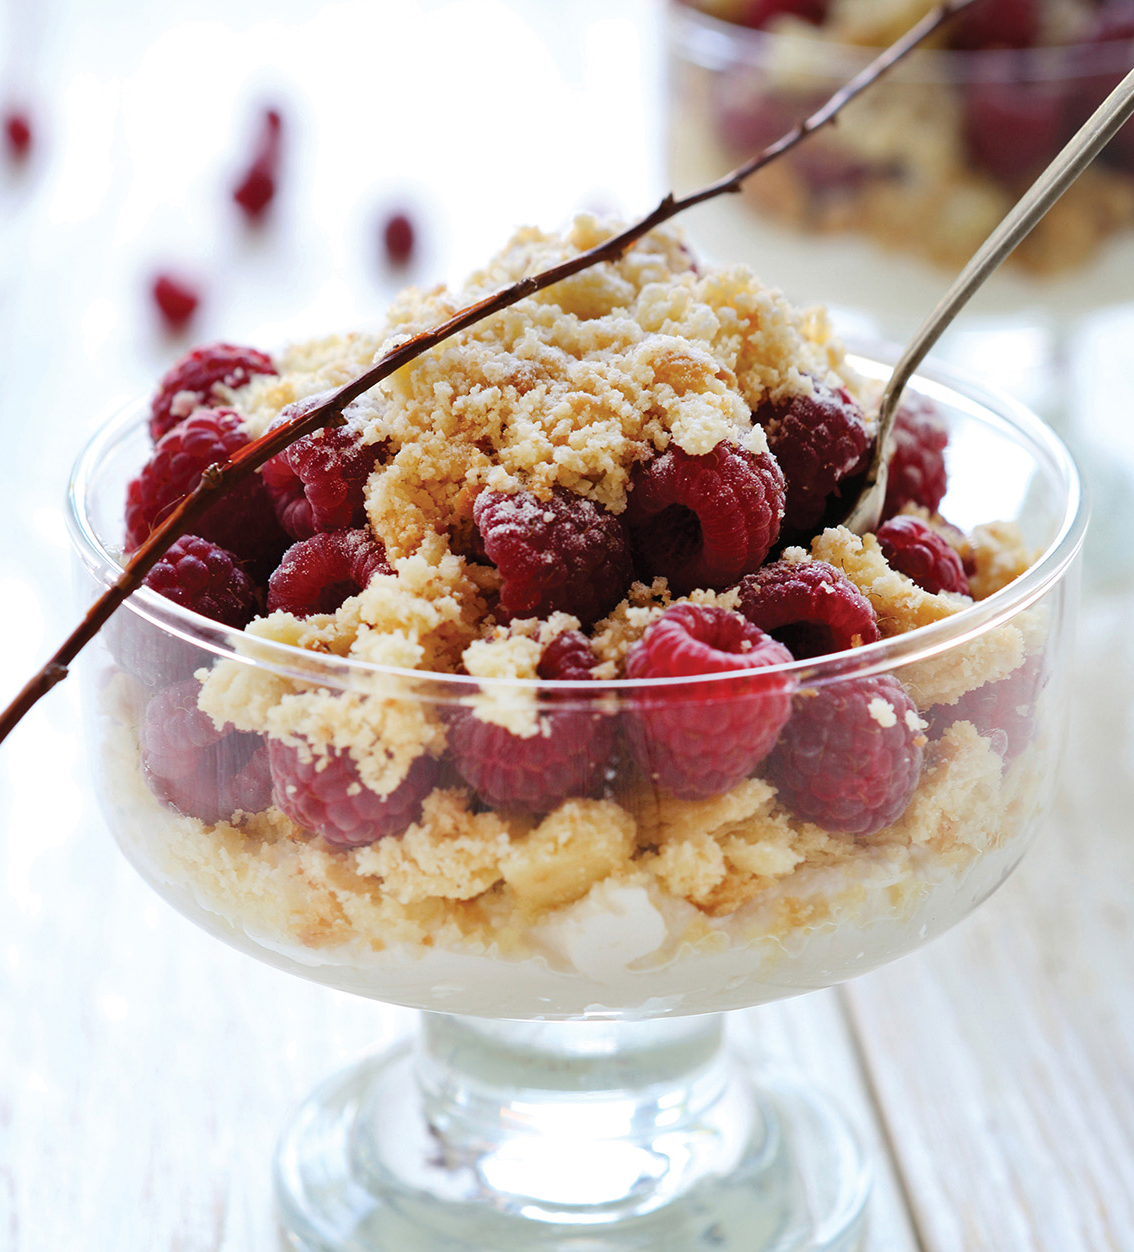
(793, 143), (872, 199)
(625, 604), (795, 799)
(145, 534), (261, 623)
(713, 79), (803, 159)
(262, 419), (382, 539)
(383, 211), (416, 265)
(232, 107), (282, 221)
(962, 79), (1067, 185)
(112, 535), (263, 689)
(882, 396), (949, 521)
(152, 273), (200, 334)
(150, 342), (276, 442)
(124, 408), (287, 565)
(1093, 0), (1134, 44)
(234, 165), (274, 218)
(949, 0), (1038, 49)
(4, 109), (32, 160)
(141, 680), (271, 823)
(713, 78), (868, 193)
(756, 381), (870, 540)
(539, 629), (603, 681)
(930, 653), (1046, 760)
(765, 674), (925, 836)
(877, 515), (971, 596)
(474, 487), (633, 627)
(221, 746), (274, 817)
(269, 738), (438, 847)
(448, 632), (615, 811)
(1075, 3), (1134, 174)
(625, 443), (785, 596)
(267, 529), (391, 617)
(731, 0), (827, 29)
(736, 559), (879, 659)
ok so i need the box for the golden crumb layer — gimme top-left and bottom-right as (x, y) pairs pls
(107, 702), (1042, 965)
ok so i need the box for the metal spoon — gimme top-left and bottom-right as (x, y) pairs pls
(844, 65), (1134, 535)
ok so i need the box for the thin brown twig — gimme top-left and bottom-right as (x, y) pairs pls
(0, 0), (977, 747)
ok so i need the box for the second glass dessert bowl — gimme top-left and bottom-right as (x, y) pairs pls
(668, 0), (1134, 322)
(69, 351), (1085, 1252)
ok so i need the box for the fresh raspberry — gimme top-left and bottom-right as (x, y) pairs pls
(269, 738), (438, 847)
(262, 419), (382, 539)
(474, 487), (633, 627)
(1076, 3), (1134, 173)
(625, 604), (795, 799)
(765, 674), (925, 836)
(732, 0), (827, 29)
(383, 211), (416, 265)
(4, 109), (32, 160)
(150, 342), (276, 442)
(713, 83), (870, 198)
(539, 630), (602, 682)
(267, 528), (391, 617)
(624, 443), (785, 596)
(221, 745), (274, 817)
(736, 559), (879, 659)
(144, 534), (261, 623)
(793, 142), (872, 200)
(756, 381), (870, 540)
(881, 395), (949, 521)
(962, 79), (1067, 185)
(949, 0), (1038, 49)
(124, 408), (287, 565)
(448, 632), (615, 811)
(112, 535), (263, 689)
(1093, 0), (1134, 43)
(152, 273), (200, 334)
(713, 79), (803, 159)
(234, 165), (274, 219)
(877, 515), (971, 596)
(141, 680), (271, 823)
(928, 515), (977, 578)
(232, 107), (282, 221)
(930, 653), (1046, 760)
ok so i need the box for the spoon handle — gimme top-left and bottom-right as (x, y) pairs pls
(845, 64), (1134, 535)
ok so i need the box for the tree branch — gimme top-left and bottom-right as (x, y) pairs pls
(0, 0), (977, 746)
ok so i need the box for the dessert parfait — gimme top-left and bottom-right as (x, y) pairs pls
(74, 216), (1082, 1020)
(668, 0), (1134, 319)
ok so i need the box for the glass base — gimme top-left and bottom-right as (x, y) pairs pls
(275, 1013), (869, 1252)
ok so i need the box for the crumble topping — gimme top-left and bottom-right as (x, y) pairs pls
(967, 521), (1036, 601)
(107, 703), (1038, 956)
(245, 217), (853, 565)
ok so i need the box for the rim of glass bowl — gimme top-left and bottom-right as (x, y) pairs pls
(66, 351), (1086, 698)
(671, 0), (1134, 85)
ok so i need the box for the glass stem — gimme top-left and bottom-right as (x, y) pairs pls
(412, 1012), (756, 1217)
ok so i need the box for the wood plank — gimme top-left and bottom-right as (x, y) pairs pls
(742, 992), (922, 1251)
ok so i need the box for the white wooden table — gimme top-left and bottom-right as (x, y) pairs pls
(2, 2), (1133, 1248)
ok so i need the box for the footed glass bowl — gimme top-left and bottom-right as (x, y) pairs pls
(68, 353), (1085, 1251)
(668, 0), (1134, 322)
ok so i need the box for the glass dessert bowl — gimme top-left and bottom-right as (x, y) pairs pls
(68, 222), (1085, 1250)
(668, 0), (1134, 322)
